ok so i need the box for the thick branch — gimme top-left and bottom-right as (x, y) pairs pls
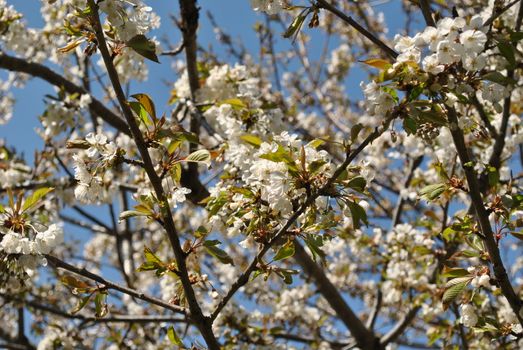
(0, 52), (129, 134)
(418, 0), (436, 27)
(294, 242), (382, 349)
(177, 0), (209, 203)
(380, 306), (420, 345)
(446, 107), (522, 324)
(86, 2), (218, 347)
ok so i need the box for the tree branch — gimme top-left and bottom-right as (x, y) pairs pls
(294, 242), (381, 349)
(210, 116), (393, 327)
(86, 1), (219, 347)
(418, 0), (436, 27)
(0, 52), (129, 134)
(446, 106), (523, 325)
(1, 293), (187, 324)
(315, 0), (398, 59)
(45, 255), (187, 315)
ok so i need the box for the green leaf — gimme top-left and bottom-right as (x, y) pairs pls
(419, 183), (446, 201)
(307, 138), (325, 149)
(240, 134), (263, 147)
(482, 72), (515, 86)
(170, 163), (182, 184)
(403, 117), (417, 134)
(136, 261), (161, 272)
(22, 187), (54, 212)
(304, 234), (325, 261)
(275, 268), (298, 285)
(119, 210), (150, 221)
(347, 176), (366, 192)
(497, 41), (516, 68)
(167, 326), (183, 346)
(283, 10), (309, 39)
(71, 294), (92, 314)
(486, 166), (499, 187)
(273, 242), (295, 261)
(418, 110), (447, 126)
(204, 240), (234, 265)
(61, 276), (91, 290)
(442, 280), (469, 305)
(184, 149), (211, 167)
(510, 231), (523, 241)
(445, 276), (473, 288)
(441, 267), (471, 278)
(442, 227), (456, 242)
(131, 93), (156, 120)
(126, 34), (159, 63)
(308, 160), (327, 175)
(350, 123), (364, 142)
(94, 292), (108, 318)
(144, 246), (163, 264)
(219, 98), (246, 110)
(129, 101), (152, 126)
(346, 200), (368, 229)
(510, 31), (523, 42)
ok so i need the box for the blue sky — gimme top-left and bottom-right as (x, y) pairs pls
(1, 0), (411, 157)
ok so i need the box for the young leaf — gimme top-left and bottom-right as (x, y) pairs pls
(273, 242), (295, 261)
(204, 240), (234, 265)
(71, 294), (92, 314)
(184, 149), (211, 167)
(57, 38), (85, 54)
(346, 201), (368, 229)
(167, 326), (183, 346)
(119, 210), (149, 221)
(22, 187), (54, 212)
(94, 292), (108, 318)
(347, 176), (367, 192)
(144, 246), (163, 264)
(307, 138), (325, 149)
(283, 9), (309, 40)
(442, 280), (469, 305)
(219, 98), (246, 110)
(304, 234), (326, 261)
(129, 101), (152, 127)
(419, 183), (446, 201)
(126, 34), (159, 63)
(350, 123), (364, 142)
(240, 134), (263, 147)
(441, 267), (471, 278)
(360, 58), (392, 70)
(131, 93), (156, 120)
(497, 41), (516, 68)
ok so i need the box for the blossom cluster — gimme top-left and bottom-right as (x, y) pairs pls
(99, 0), (160, 41)
(73, 132), (119, 204)
(250, 0), (285, 15)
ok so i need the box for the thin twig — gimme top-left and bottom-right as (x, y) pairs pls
(45, 255), (187, 315)
(315, 0), (398, 59)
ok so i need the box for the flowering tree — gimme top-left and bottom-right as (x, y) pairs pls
(1, 0), (523, 348)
